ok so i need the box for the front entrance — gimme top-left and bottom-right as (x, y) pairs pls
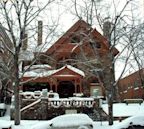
(57, 81), (75, 98)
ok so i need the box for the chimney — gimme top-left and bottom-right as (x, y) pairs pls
(103, 21), (111, 42)
(22, 33), (28, 51)
(37, 21), (43, 46)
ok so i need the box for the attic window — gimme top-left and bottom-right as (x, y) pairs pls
(71, 36), (80, 43)
(95, 42), (101, 48)
(90, 41), (101, 49)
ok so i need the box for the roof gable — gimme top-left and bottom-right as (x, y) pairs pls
(45, 20), (115, 56)
(46, 20), (91, 54)
(51, 65), (85, 77)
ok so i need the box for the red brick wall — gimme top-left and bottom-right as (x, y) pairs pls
(118, 69), (144, 100)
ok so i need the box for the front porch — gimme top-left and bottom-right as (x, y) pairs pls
(10, 90), (105, 120)
(22, 65), (84, 98)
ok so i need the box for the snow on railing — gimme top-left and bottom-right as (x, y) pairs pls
(20, 99), (41, 112)
(48, 98), (94, 108)
(20, 91), (59, 99)
(19, 91), (96, 109)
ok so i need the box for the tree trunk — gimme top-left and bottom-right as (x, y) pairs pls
(13, 52), (20, 125)
(102, 53), (115, 125)
(107, 90), (113, 125)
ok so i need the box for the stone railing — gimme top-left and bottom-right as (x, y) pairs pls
(48, 98), (95, 108)
(19, 91), (98, 109)
(11, 95), (101, 120)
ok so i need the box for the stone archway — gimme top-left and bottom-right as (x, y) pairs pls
(57, 81), (75, 98)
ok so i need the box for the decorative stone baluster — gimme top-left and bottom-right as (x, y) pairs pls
(42, 89), (48, 98)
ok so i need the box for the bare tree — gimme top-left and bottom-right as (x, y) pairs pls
(69, 0), (142, 125)
(0, 0), (58, 125)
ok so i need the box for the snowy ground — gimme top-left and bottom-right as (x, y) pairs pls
(0, 114), (144, 129)
(102, 102), (144, 117)
(0, 103), (144, 129)
(0, 118), (117, 129)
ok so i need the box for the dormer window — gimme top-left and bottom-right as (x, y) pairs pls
(71, 36), (80, 43)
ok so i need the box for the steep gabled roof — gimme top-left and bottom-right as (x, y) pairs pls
(45, 20), (92, 54)
(45, 20), (118, 57)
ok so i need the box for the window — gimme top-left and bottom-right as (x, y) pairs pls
(71, 36), (80, 43)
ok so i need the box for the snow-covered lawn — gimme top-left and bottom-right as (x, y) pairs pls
(102, 102), (144, 117)
(1, 102), (144, 129)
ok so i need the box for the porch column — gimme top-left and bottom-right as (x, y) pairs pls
(80, 79), (82, 93)
(50, 84), (52, 91)
(55, 85), (58, 92)
(74, 79), (77, 93)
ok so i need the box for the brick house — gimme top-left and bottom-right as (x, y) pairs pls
(118, 69), (144, 100)
(3, 19), (119, 120)
(21, 20), (118, 99)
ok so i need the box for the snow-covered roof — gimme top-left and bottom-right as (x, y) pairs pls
(66, 65), (85, 77)
(24, 64), (52, 70)
(52, 65), (85, 77)
(23, 69), (57, 77)
(23, 64), (85, 78)
(102, 103), (144, 117)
